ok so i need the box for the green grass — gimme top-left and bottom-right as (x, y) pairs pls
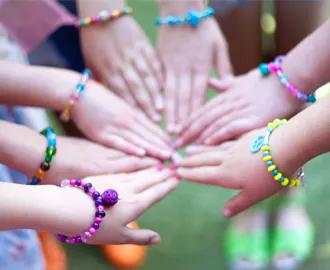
(64, 1), (330, 269)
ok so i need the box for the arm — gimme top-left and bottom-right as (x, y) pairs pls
(282, 19), (330, 93)
(77, 0), (125, 15)
(158, 0), (205, 15)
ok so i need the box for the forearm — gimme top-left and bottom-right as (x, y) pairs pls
(158, 0), (205, 16)
(282, 19), (330, 94)
(77, 0), (126, 16)
(0, 182), (93, 236)
(0, 61), (81, 111)
(272, 94), (330, 175)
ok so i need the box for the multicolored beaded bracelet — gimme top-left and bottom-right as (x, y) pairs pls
(28, 127), (57, 185)
(60, 69), (91, 122)
(56, 179), (120, 244)
(155, 7), (214, 28)
(75, 7), (133, 28)
(250, 118), (304, 188)
(259, 56), (316, 103)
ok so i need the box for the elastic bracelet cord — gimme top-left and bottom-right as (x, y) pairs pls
(76, 7), (133, 28)
(28, 127), (57, 185)
(56, 179), (120, 244)
(60, 69), (91, 123)
(258, 56), (316, 103)
(250, 118), (305, 188)
(155, 7), (214, 28)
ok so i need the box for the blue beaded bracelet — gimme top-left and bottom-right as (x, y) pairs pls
(155, 7), (214, 28)
(28, 127), (57, 185)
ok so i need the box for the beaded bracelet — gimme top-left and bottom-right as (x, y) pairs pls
(56, 179), (120, 244)
(28, 127), (57, 185)
(155, 7), (214, 28)
(259, 56), (316, 103)
(76, 7), (133, 28)
(250, 118), (304, 188)
(60, 69), (91, 122)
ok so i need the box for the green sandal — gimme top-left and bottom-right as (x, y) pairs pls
(271, 191), (315, 270)
(225, 202), (272, 270)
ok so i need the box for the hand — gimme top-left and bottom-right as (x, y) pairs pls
(176, 70), (304, 147)
(157, 16), (232, 134)
(61, 168), (179, 245)
(45, 136), (160, 185)
(71, 79), (172, 160)
(177, 128), (297, 217)
(80, 16), (164, 121)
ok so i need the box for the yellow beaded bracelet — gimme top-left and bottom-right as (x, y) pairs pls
(250, 118), (304, 188)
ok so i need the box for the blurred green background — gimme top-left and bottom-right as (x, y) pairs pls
(63, 1), (330, 269)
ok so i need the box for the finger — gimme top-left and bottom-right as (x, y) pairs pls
(123, 66), (161, 122)
(141, 46), (164, 111)
(122, 227), (161, 245)
(133, 178), (179, 218)
(132, 168), (175, 193)
(135, 113), (172, 145)
(111, 156), (159, 173)
(178, 151), (224, 168)
(177, 166), (223, 185)
(107, 75), (137, 107)
(164, 72), (177, 134)
(99, 133), (146, 157)
(120, 130), (171, 160)
(214, 37), (233, 78)
(189, 74), (208, 116)
(176, 74), (191, 133)
(185, 142), (234, 156)
(204, 119), (256, 145)
(208, 77), (235, 92)
(142, 45), (164, 88)
(106, 148), (128, 159)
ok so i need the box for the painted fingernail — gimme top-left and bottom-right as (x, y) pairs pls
(223, 208), (231, 218)
(169, 163), (176, 171)
(175, 138), (183, 148)
(149, 235), (160, 245)
(171, 152), (182, 164)
(152, 113), (162, 122)
(137, 148), (147, 156)
(155, 97), (164, 111)
(160, 150), (172, 159)
(175, 124), (183, 134)
(175, 175), (181, 181)
(156, 163), (165, 171)
(186, 146), (196, 153)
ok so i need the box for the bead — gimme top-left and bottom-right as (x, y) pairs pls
(268, 62), (280, 72)
(97, 205), (104, 211)
(35, 169), (45, 179)
(261, 145), (270, 151)
(60, 179), (70, 188)
(89, 187), (95, 194)
(40, 128), (48, 136)
(70, 92), (80, 102)
(102, 189), (119, 206)
(289, 179), (296, 187)
(95, 198), (103, 206)
(95, 217), (102, 223)
(282, 119), (288, 124)
(281, 178), (289, 186)
(30, 176), (40, 185)
(272, 170), (278, 176)
(92, 191), (101, 200)
(263, 151), (270, 156)
(46, 146), (56, 156)
(279, 176), (285, 183)
(76, 236), (83, 243)
(274, 119), (282, 126)
(70, 179), (76, 185)
(263, 155), (272, 161)
(258, 63), (270, 76)
(76, 180), (82, 186)
(89, 228), (96, 235)
(268, 165), (276, 172)
(295, 179), (301, 187)
(40, 161), (50, 171)
(84, 183), (92, 193)
(95, 211), (106, 218)
(307, 95), (316, 103)
(266, 161), (273, 166)
(274, 173), (282, 181)
(267, 123), (275, 130)
(82, 232), (91, 243)
(188, 10), (199, 27)
(93, 223), (100, 230)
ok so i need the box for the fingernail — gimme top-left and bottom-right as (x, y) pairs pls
(137, 148), (147, 156)
(168, 163), (176, 171)
(175, 138), (183, 148)
(149, 235), (160, 245)
(175, 175), (181, 181)
(204, 139), (212, 145)
(155, 97), (164, 111)
(175, 124), (183, 134)
(160, 150), (172, 159)
(152, 113), (162, 122)
(156, 163), (165, 171)
(186, 145), (196, 153)
(171, 152), (182, 164)
(223, 208), (231, 218)
(167, 123), (176, 134)
(222, 74), (234, 81)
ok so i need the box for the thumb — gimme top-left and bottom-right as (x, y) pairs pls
(123, 227), (161, 245)
(208, 77), (235, 92)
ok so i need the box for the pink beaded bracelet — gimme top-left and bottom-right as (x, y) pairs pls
(56, 179), (120, 244)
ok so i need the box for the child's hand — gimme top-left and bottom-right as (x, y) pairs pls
(80, 16), (164, 121)
(61, 168), (179, 245)
(177, 128), (296, 217)
(72, 79), (172, 160)
(45, 137), (160, 185)
(176, 69), (303, 147)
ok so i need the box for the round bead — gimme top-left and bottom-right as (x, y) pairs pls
(40, 161), (50, 171)
(261, 145), (270, 151)
(274, 173), (282, 181)
(97, 205), (104, 211)
(289, 179), (296, 187)
(93, 223), (100, 230)
(60, 179), (70, 188)
(268, 62), (280, 72)
(268, 165), (276, 172)
(263, 151), (270, 156)
(92, 191), (101, 200)
(101, 189), (120, 206)
(89, 228), (96, 235)
(281, 178), (289, 186)
(95, 211), (106, 218)
(266, 161), (273, 166)
(272, 170), (279, 176)
(95, 198), (103, 206)
(45, 155), (52, 163)
(36, 169), (45, 179)
(295, 179), (301, 187)
(46, 146), (56, 156)
(267, 123), (275, 130)
(95, 217), (102, 223)
(75, 180), (82, 186)
(274, 119), (282, 126)
(84, 183), (92, 193)
(70, 179), (76, 185)
(258, 63), (270, 76)
(263, 155), (272, 161)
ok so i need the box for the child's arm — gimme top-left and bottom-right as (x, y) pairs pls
(178, 93), (330, 217)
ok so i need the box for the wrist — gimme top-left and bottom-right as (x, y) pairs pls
(158, 0), (205, 16)
(77, 0), (126, 17)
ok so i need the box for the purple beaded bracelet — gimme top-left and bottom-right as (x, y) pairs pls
(56, 179), (120, 244)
